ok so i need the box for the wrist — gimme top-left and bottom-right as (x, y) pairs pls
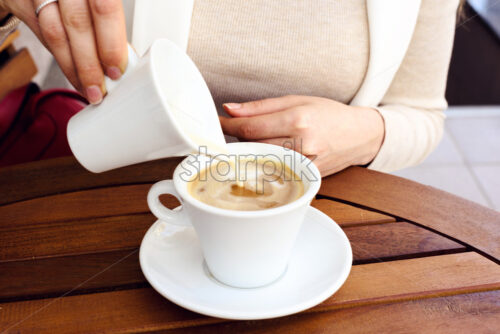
(351, 106), (385, 166)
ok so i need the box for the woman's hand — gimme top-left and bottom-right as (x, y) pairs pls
(220, 95), (385, 176)
(0, 0), (128, 104)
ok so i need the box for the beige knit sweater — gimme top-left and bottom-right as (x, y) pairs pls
(181, 0), (459, 172)
(0, 0), (457, 172)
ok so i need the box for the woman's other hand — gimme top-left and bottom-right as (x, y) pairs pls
(0, 0), (128, 104)
(220, 96), (385, 176)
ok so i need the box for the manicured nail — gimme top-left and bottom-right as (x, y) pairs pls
(223, 103), (241, 110)
(120, 51), (129, 74)
(106, 66), (122, 80)
(86, 85), (103, 104)
(101, 81), (107, 95)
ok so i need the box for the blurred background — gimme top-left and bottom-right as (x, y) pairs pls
(5, 0), (500, 210)
(392, 0), (500, 210)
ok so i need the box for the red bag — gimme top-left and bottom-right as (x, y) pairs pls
(0, 83), (87, 167)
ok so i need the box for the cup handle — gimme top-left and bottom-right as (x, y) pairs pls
(104, 44), (140, 93)
(147, 180), (191, 227)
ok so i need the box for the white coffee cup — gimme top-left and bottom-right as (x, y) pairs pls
(147, 142), (321, 288)
(67, 39), (226, 173)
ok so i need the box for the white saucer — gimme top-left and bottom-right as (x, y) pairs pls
(139, 207), (352, 320)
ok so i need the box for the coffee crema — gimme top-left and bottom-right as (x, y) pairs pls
(188, 159), (304, 211)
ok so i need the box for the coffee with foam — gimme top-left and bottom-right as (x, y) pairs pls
(189, 159), (304, 211)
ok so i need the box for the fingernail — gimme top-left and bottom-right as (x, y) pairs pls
(223, 103), (241, 110)
(120, 51), (129, 74)
(101, 81), (107, 95)
(106, 66), (122, 80)
(86, 85), (103, 104)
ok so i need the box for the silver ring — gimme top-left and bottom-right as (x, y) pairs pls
(35, 0), (59, 17)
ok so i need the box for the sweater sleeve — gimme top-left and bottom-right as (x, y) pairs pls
(367, 0), (460, 173)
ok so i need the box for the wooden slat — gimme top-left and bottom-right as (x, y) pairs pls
(0, 250), (143, 302)
(345, 222), (466, 263)
(0, 288), (212, 334)
(0, 156), (182, 205)
(0, 253), (498, 333)
(311, 199), (395, 227)
(0, 214), (155, 262)
(322, 252), (500, 310)
(0, 204), (459, 263)
(0, 179), (393, 229)
(0, 48), (37, 101)
(0, 184), (152, 229)
(0, 184), (180, 229)
(0, 222), (467, 301)
(319, 167), (500, 262)
(170, 291), (500, 334)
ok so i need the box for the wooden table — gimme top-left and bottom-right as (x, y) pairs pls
(1, 157), (499, 333)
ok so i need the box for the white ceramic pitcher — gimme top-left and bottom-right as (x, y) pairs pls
(67, 38), (225, 173)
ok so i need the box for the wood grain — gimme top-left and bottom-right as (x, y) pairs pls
(0, 249), (143, 302)
(0, 223), (467, 301)
(0, 156), (181, 205)
(345, 222), (466, 263)
(0, 287), (214, 334)
(0, 207), (461, 264)
(169, 291), (500, 334)
(319, 166), (500, 262)
(0, 48), (37, 101)
(311, 199), (395, 227)
(1, 253), (498, 333)
(0, 214), (155, 261)
(321, 252), (500, 310)
(0, 184), (390, 229)
(0, 184), (165, 229)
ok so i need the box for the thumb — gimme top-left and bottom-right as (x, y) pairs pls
(223, 95), (306, 117)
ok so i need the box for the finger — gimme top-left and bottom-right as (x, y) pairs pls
(219, 108), (305, 140)
(8, 0), (43, 42)
(9, 0), (79, 89)
(223, 95), (308, 117)
(59, 0), (105, 104)
(88, 0), (128, 80)
(35, 0), (81, 90)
